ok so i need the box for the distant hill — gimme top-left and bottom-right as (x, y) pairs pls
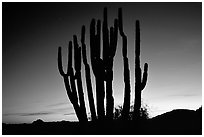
(147, 108), (202, 134)
(2, 108), (202, 135)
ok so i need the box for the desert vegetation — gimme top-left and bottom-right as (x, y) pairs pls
(58, 7), (148, 123)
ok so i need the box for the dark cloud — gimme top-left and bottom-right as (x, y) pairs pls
(64, 112), (75, 116)
(20, 112), (54, 116)
(51, 107), (73, 113)
(3, 111), (54, 117)
(46, 102), (68, 108)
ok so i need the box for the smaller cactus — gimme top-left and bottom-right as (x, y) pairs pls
(58, 42), (86, 122)
(133, 20), (148, 120)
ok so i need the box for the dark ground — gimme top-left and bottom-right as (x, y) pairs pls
(2, 108), (202, 135)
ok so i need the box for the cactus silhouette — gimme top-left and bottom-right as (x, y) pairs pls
(102, 8), (118, 120)
(73, 35), (88, 122)
(118, 8), (132, 120)
(58, 7), (149, 123)
(133, 20), (148, 120)
(81, 25), (97, 121)
(58, 41), (87, 123)
(90, 18), (106, 120)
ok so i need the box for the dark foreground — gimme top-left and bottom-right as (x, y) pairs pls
(3, 109), (202, 135)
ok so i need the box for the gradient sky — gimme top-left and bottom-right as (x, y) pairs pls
(3, 2), (201, 124)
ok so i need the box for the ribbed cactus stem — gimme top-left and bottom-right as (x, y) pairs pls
(133, 20), (148, 120)
(58, 47), (65, 76)
(141, 63), (148, 90)
(73, 35), (88, 122)
(102, 7), (118, 120)
(90, 18), (105, 121)
(63, 76), (82, 122)
(67, 41), (72, 75)
(67, 41), (78, 105)
(58, 44), (84, 123)
(112, 19), (118, 57)
(118, 8), (123, 36)
(119, 8), (131, 120)
(90, 19), (96, 68)
(81, 25), (97, 121)
(103, 7), (109, 63)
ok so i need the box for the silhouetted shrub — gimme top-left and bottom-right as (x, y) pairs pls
(114, 102), (150, 120)
(114, 105), (123, 120)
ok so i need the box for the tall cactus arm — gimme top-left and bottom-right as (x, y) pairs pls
(63, 77), (74, 104)
(110, 27), (114, 57)
(103, 7), (109, 63)
(66, 41), (79, 104)
(135, 20), (141, 69)
(73, 35), (88, 122)
(118, 8), (127, 58)
(73, 35), (81, 73)
(122, 57), (131, 120)
(58, 47), (72, 101)
(135, 20), (142, 87)
(111, 19), (118, 57)
(90, 18), (103, 74)
(96, 20), (101, 59)
(105, 25), (114, 118)
(118, 8), (124, 36)
(58, 47), (66, 76)
(58, 44), (83, 122)
(90, 18), (98, 75)
(81, 25), (88, 64)
(63, 76), (83, 122)
(119, 8), (131, 120)
(133, 20), (149, 120)
(81, 25), (97, 121)
(141, 63), (148, 90)
(122, 34), (127, 58)
(90, 17), (105, 120)
(67, 41), (73, 75)
(90, 18), (96, 62)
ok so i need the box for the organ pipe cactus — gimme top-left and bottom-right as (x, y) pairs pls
(90, 18), (106, 120)
(133, 20), (148, 120)
(58, 7), (149, 122)
(73, 35), (88, 122)
(58, 41), (87, 123)
(81, 25), (97, 121)
(118, 8), (132, 120)
(103, 8), (118, 120)
(89, 7), (118, 120)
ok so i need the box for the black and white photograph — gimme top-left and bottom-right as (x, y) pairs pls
(2, 2), (202, 135)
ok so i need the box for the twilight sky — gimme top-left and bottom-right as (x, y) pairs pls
(3, 2), (201, 124)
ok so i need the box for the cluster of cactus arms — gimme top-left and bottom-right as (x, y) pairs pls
(58, 7), (148, 122)
(90, 7), (119, 121)
(58, 40), (87, 123)
(90, 18), (106, 121)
